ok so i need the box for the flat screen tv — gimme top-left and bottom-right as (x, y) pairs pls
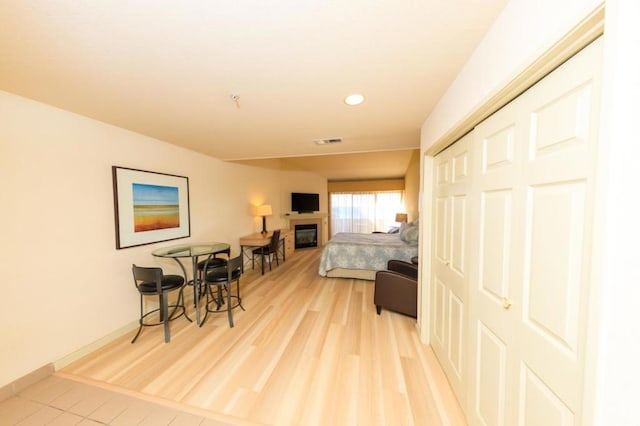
(291, 192), (319, 213)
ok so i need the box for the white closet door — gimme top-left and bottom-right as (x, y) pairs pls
(467, 37), (602, 426)
(431, 132), (472, 408)
(468, 98), (522, 426)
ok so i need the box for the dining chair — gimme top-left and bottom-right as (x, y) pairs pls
(192, 247), (230, 304)
(131, 265), (191, 343)
(252, 229), (281, 274)
(202, 253), (244, 327)
(197, 247), (230, 275)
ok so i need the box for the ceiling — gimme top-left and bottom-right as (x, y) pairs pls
(0, 1), (508, 180)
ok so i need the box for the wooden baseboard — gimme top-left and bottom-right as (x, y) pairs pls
(55, 290), (197, 370)
(3, 291), (197, 402)
(54, 320), (139, 371)
(0, 363), (54, 402)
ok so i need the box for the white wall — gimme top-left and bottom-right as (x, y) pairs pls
(278, 171), (328, 220)
(590, 0), (640, 423)
(421, 0), (603, 151)
(0, 90), (326, 387)
(278, 170), (329, 244)
(403, 150), (420, 223)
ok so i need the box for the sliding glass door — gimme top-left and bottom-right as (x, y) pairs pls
(330, 191), (404, 236)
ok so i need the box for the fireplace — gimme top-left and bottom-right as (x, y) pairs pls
(285, 213), (325, 250)
(294, 224), (318, 249)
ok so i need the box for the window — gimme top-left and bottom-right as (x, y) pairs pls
(330, 191), (404, 236)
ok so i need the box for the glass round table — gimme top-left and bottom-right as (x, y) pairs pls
(152, 242), (230, 325)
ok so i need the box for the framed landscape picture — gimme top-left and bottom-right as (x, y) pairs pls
(112, 166), (190, 249)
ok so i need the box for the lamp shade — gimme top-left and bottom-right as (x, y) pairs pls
(395, 213), (408, 223)
(255, 204), (273, 217)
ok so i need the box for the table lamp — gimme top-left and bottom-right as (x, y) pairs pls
(255, 204), (273, 235)
(395, 213), (408, 223)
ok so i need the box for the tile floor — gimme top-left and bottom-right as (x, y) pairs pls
(0, 375), (234, 425)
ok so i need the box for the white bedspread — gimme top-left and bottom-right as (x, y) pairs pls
(318, 232), (418, 277)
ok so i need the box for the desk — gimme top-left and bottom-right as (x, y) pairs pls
(152, 242), (230, 326)
(239, 230), (288, 274)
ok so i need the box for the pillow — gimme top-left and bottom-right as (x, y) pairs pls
(400, 223), (419, 243)
(399, 221), (408, 235)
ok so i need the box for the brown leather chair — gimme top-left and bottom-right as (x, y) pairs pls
(374, 259), (418, 318)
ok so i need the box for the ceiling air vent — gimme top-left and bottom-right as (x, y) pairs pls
(314, 137), (343, 145)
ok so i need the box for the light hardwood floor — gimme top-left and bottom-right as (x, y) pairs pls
(60, 248), (466, 426)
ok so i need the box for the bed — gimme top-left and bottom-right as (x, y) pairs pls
(318, 230), (419, 280)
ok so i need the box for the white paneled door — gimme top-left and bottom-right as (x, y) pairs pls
(469, 98), (521, 426)
(468, 38), (602, 426)
(430, 37), (603, 426)
(431, 132), (472, 409)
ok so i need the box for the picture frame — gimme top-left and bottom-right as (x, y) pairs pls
(112, 166), (190, 249)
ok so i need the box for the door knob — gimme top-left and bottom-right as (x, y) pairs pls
(502, 297), (512, 310)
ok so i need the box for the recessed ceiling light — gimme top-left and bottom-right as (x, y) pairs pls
(344, 94), (364, 106)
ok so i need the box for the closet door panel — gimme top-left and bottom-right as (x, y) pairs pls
(479, 190), (513, 302)
(448, 292), (464, 377)
(530, 84), (592, 157)
(453, 148), (470, 182)
(430, 133), (472, 409)
(431, 147), (456, 402)
(433, 277), (447, 346)
(437, 156), (451, 185)
(475, 322), (508, 426)
(451, 195), (467, 277)
(515, 39), (602, 418)
(523, 182), (586, 354)
(431, 147), (453, 386)
(468, 95), (521, 426)
(518, 365), (574, 426)
(437, 36), (603, 426)
(435, 196), (450, 263)
(482, 124), (516, 174)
